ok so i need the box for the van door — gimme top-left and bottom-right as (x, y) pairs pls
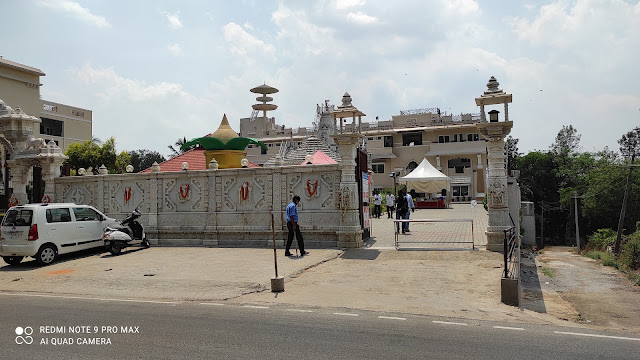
(1, 209), (34, 245)
(44, 208), (76, 254)
(71, 207), (105, 250)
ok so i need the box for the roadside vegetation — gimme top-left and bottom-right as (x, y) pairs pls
(582, 225), (640, 286)
(511, 125), (639, 286)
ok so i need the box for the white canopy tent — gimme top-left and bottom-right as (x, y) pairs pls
(398, 158), (451, 203)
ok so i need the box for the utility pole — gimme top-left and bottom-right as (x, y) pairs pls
(574, 191), (580, 252)
(615, 153), (635, 254)
(540, 200), (544, 248)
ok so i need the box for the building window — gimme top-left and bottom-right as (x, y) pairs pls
(261, 147), (267, 155)
(452, 185), (469, 197)
(455, 166), (465, 174)
(438, 135), (450, 143)
(402, 132), (422, 146)
(406, 161), (418, 173)
(448, 158), (471, 169)
(40, 118), (64, 137)
(372, 163), (385, 174)
(377, 136), (382, 140)
(384, 136), (393, 148)
(468, 133), (479, 141)
(368, 137), (374, 141)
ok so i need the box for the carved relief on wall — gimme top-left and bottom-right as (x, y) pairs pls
(163, 179), (176, 211)
(221, 177), (237, 211)
(111, 181), (144, 212)
(62, 183), (94, 206)
(304, 179), (319, 199)
(320, 174), (334, 208)
(167, 177), (205, 211)
(487, 180), (506, 207)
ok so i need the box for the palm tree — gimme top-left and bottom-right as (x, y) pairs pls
(168, 137), (193, 157)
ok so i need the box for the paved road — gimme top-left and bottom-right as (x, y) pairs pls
(2, 294), (638, 360)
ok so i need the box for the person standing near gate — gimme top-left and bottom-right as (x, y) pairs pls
(396, 189), (408, 234)
(404, 190), (415, 233)
(386, 191), (395, 218)
(285, 195), (308, 257)
(373, 191), (382, 219)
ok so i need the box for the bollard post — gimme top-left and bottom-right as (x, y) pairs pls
(271, 213), (284, 292)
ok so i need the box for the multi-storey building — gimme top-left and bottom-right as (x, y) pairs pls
(358, 109), (487, 201)
(240, 90), (488, 201)
(0, 57), (92, 152)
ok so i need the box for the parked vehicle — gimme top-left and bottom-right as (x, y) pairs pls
(102, 209), (149, 255)
(0, 203), (119, 266)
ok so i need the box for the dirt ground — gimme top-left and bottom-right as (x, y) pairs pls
(521, 246), (640, 334)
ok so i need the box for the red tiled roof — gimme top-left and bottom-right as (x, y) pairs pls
(141, 148), (259, 173)
(299, 150), (338, 165)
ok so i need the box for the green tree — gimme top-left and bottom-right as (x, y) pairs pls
(505, 135), (522, 173)
(114, 151), (131, 174)
(614, 126), (640, 254)
(168, 137), (194, 158)
(65, 137), (123, 173)
(128, 149), (166, 172)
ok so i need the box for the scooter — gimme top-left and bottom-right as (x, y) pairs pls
(102, 209), (150, 255)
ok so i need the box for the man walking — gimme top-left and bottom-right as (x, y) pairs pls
(396, 189), (408, 234)
(386, 191), (395, 218)
(404, 190), (415, 233)
(373, 191), (382, 218)
(285, 195), (308, 257)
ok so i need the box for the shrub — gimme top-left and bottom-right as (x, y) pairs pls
(586, 228), (616, 250)
(621, 235), (640, 270)
(600, 252), (619, 269)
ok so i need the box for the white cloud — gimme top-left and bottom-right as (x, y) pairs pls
(70, 65), (192, 102)
(37, 0), (110, 28)
(223, 22), (275, 56)
(335, 0), (366, 10)
(440, 0), (480, 16)
(511, 0), (640, 48)
(347, 11), (379, 24)
(243, 22), (254, 30)
(168, 44), (183, 56)
(163, 11), (183, 29)
(272, 4), (336, 56)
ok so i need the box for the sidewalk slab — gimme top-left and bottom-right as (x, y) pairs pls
(0, 248), (341, 301)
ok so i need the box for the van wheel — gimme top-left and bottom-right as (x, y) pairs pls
(36, 245), (57, 266)
(2, 256), (24, 265)
(109, 242), (122, 256)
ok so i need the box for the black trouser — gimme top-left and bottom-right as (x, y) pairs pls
(286, 221), (304, 253)
(387, 205), (394, 218)
(374, 205), (381, 218)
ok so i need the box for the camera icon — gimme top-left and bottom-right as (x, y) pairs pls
(15, 326), (34, 345)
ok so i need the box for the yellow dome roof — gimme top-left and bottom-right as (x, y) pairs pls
(211, 114), (238, 143)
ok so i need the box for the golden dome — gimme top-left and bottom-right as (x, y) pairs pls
(211, 114), (238, 143)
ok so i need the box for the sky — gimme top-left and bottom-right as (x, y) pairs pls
(2, 0), (639, 157)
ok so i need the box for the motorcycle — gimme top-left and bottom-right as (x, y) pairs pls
(102, 209), (150, 255)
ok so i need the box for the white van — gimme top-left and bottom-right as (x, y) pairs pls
(0, 203), (119, 266)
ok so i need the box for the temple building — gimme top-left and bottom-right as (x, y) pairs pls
(240, 84), (488, 201)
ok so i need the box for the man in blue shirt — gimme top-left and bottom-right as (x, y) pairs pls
(285, 195), (308, 257)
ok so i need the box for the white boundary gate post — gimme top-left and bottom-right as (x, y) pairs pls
(394, 218), (475, 250)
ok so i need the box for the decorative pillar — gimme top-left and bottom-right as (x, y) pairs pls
(332, 133), (363, 248)
(475, 76), (514, 252)
(8, 163), (28, 205)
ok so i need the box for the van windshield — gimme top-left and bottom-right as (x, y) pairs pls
(2, 209), (33, 227)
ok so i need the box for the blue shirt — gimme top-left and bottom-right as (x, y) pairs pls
(286, 202), (298, 222)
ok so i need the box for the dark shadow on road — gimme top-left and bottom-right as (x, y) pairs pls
(0, 247), (107, 271)
(519, 248), (547, 313)
(99, 247), (147, 258)
(340, 249), (381, 260)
